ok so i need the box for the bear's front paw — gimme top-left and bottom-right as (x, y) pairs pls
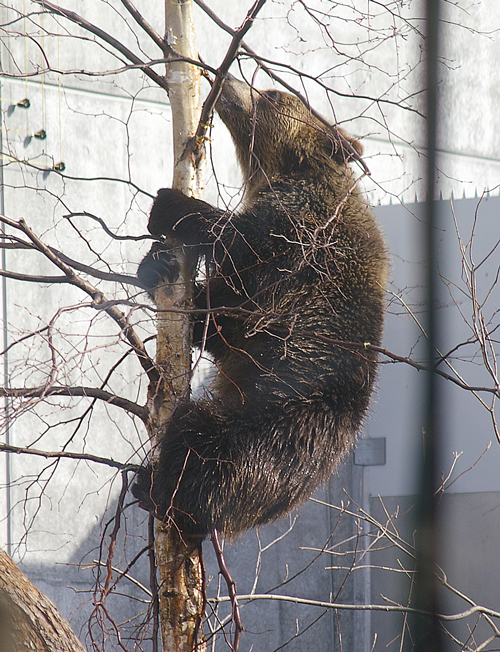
(148, 188), (192, 236)
(138, 242), (180, 298)
(132, 465), (158, 514)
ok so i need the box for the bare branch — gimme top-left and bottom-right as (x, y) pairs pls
(0, 237), (145, 288)
(0, 56), (218, 81)
(64, 212), (152, 242)
(193, 0), (372, 173)
(189, 0), (268, 161)
(35, 0), (170, 92)
(212, 593), (500, 622)
(1, 214), (157, 385)
(119, 0), (165, 52)
(0, 443), (138, 471)
(211, 529), (242, 651)
(0, 385), (147, 421)
(0, 269), (69, 284)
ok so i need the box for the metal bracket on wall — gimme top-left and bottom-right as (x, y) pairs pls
(354, 437), (386, 466)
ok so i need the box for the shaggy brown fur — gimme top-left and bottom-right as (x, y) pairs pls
(133, 75), (388, 539)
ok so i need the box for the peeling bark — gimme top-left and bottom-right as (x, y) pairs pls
(147, 1), (206, 650)
(0, 548), (86, 652)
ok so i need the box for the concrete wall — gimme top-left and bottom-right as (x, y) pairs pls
(368, 491), (500, 651)
(1, 1), (500, 651)
(366, 196), (500, 651)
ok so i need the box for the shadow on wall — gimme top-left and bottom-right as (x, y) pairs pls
(19, 458), (364, 652)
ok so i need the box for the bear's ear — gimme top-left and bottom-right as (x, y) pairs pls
(336, 128), (363, 156)
(345, 133), (363, 156)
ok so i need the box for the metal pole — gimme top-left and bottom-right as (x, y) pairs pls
(413, 0), (444, 649)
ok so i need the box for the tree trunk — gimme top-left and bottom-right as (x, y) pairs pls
(0, 548), (86, 652)
(147, 2), (206, 651)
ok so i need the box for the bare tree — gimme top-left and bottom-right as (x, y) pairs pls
(0, 1), (499, 651)
(147, 2), (206, 649)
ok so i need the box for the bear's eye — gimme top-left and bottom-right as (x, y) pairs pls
(261, 90), (282, 107)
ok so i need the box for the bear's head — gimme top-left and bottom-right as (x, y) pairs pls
(216, 74), (363, 191)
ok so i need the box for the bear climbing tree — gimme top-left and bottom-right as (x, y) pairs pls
(133, 74), (388, 538)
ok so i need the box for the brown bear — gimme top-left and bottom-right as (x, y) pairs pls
(133, 75), (388, 539)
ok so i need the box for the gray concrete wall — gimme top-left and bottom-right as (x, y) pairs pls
(1, 2), (500, 651)
(365, 195), (500, 651)
(369, 491), (500, 651)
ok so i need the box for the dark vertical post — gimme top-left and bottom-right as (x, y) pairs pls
(414, 0), (444, 649)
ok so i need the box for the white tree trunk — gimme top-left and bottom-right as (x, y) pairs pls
(149, 2), (206, 651)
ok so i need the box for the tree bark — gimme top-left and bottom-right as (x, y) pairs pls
(147, 2), (206, 651)
(0, 548), (86, 652)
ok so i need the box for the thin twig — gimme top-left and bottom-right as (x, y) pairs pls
(3, 215), (157, 385)
(119, 0), (165, 51)
(211, 529), (243, 651)
(0, 442), (138, 471)
(188, 0), (269, 162)
(35, 0), (170, 91)
(0, 383), (147, 421)
(211, 593), (500, 622)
